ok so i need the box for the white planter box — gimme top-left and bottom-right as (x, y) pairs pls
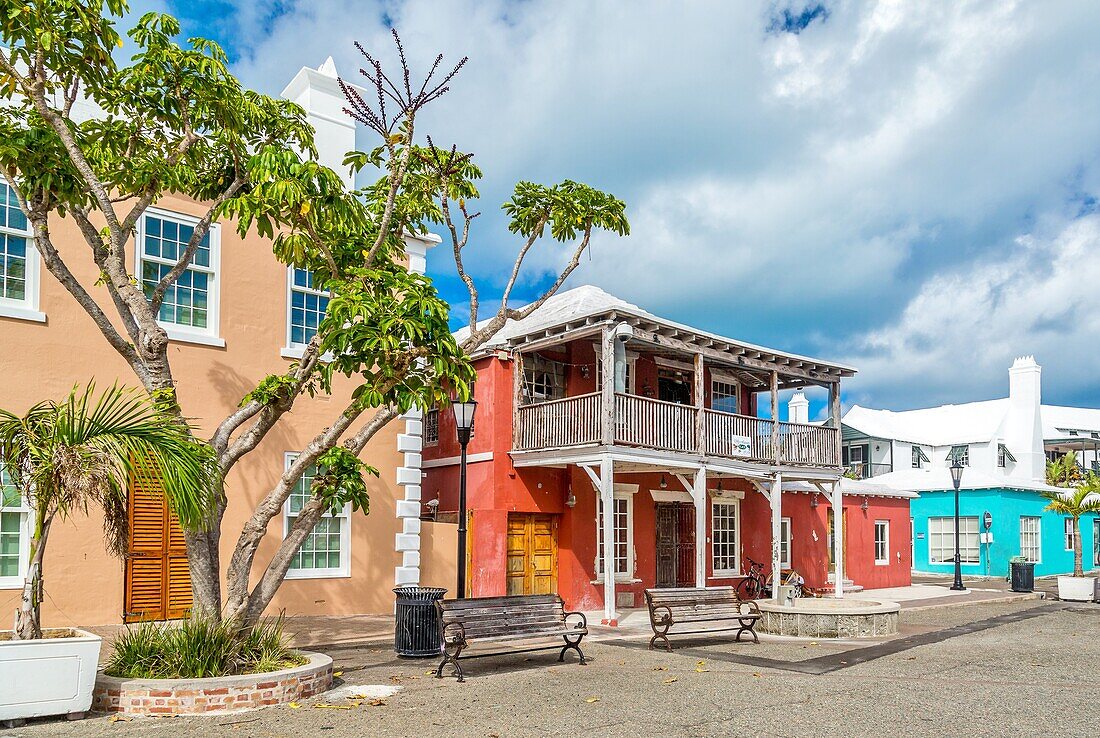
(1057, 576), (1098, 602)
(0, 629), (102, 722)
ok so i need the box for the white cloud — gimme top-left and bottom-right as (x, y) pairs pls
(170, 0), (1100, 409)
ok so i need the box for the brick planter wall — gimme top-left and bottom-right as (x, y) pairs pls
(91, 652), (332, 716)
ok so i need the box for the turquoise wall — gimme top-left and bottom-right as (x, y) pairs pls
(910, 487), (1100, 577)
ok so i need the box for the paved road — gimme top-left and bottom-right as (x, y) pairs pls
(8, 599), (1099, 738)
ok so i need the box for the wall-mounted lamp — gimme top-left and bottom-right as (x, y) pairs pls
(659, 475), (668, 489)
(716, 480), (723, 492)
(580, 365), (590, 379)
(565, 486), (576, 508)
(810, 493), (819, 508)
(861, 497), (869, 511)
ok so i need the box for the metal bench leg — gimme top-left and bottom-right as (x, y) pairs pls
(735, 618), (760, 644)
(559, 633), (587, 665)
(436, 641), (466, 682)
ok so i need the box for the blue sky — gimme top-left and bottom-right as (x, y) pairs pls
(142, 0), (1100, 418)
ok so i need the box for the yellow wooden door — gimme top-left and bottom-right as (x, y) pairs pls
(506, 513), (558, 595)
(124, 468), (192, 622)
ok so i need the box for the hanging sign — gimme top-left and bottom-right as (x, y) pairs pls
(728, 436), (753, 457)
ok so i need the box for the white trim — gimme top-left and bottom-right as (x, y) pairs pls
(1019, 515), (1041, 563)
(874, 519), (889, 566)
(136, 207), (222, 343)
(780, 516), (792, 569)
(710, 498), (741, 577)
(710, 375), (742, 414)
(282, 452), (351, 579)
(283, 266), (331, 356)
(0, 181), (44, 322)
(595, 486), (636, 582)
(422, 451), (494, 469)
(1063, 517), (1076, 551)
(650, 488), (692, 503)
(0, 471), (31, 590)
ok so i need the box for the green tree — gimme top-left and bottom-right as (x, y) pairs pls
(1046, 452), (1083, 488)
(0, 384), (216, 639)
(0, 4), (628, 626)
(1041, 474), (1100, 577)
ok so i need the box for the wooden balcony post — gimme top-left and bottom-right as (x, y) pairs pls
(829, 381), (842, 467)
(600, 325), (615, 446)
(512, 350), (524, 448)
(770, 370), (780, 463)
(693, 352), (705, 453)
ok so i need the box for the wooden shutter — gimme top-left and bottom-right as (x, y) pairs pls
(124, 467), (192, 622)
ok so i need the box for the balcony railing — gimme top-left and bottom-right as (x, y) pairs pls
(515, 392), (839, 467)
(845, 462), (893, 479)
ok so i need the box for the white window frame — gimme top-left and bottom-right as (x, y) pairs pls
(281, 266), (331, 359)
(710, 499), (741, 576)
(1064, 517), (1076, 552)
(710, 375), (742, 415)
(912, 446), (929, 469)
(423, 407), (440, 446)
(0, 470), (31, 589)
(136, 207), (223, 347)
(780, 517), (792, 569)
(0, 181), (44, 323)
(874, 520), (889, 566)
(282, 452), (351, 579)
(595, 484), (636, 583)
(592, 346), (637, 395)
(1019, 516), (1041, 563)
(928, 516), (979, 564)
(947, 445), (970, 467)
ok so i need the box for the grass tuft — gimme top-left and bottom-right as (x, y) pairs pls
(105, 614), (307, 679)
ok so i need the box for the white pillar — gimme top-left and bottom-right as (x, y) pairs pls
(832, 481), (844, 598)
(770, 473), (783, 601)
(692, 467), (707, 587)
(599, 455), (617, 624)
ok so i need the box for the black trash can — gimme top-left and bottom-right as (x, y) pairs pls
(1010, 560), (1035, 593)
(393, 586), (447, 657)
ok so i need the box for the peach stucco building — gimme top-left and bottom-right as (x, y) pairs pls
(0, 59), (454, 627)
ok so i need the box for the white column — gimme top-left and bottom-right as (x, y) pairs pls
(832, 481), (844, 598)
(693, 467), (707, 587)
(599, 455), (617, 624)
(394, 409), (424, 586)
(770, 473), (783, 601)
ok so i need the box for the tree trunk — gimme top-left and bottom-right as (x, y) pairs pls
(1073, 516), (1083, 577)
(13, 514), (53, 640)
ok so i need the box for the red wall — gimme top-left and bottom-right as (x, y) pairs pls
(422, 348), (911, 611)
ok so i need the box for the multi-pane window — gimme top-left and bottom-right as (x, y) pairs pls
(929, 516), (979, 564)
(423, 408), (439, 446)
(596, 495), (632, 579)
(1019, 516), (1041, 562)
(912, 446), (929, 469)
(947, 445), (970, 466)
(284, 455), (350, 577)
(0, 181), (39, 317)
(711, 501), (740, 575)
(874, 520), (889, 565)
(780, 517), (792, 569)
(288, 268), (330, 347)
(524, 354), (565, 402)
(1064, 518), (1077, 551)
(711, 379), (740, 414)
(998, 443), (1016, 468)
(139, 212), (217, 333)
(1, 469), (29, 587)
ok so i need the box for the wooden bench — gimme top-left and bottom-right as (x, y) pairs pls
(644, 586), (761, 651)
(434, 594), (588, 682)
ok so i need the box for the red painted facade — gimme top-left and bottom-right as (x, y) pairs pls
(422, 340), (911, 612)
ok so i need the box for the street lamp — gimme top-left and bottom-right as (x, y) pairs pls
(452, 399), (477, 599)
(949, 458), (966, 591)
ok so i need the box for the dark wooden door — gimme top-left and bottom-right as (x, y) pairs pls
(655, 503), (695, 587)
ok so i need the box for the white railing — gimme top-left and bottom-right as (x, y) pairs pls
(515, 393), (839, 467)
(703, 409), (773, 461)
(515, 392), (602, 450)
(614, 393), (697, 453)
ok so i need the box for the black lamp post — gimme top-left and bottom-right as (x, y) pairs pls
(949, 458), (966, 591)
(452, 399), (477, 599)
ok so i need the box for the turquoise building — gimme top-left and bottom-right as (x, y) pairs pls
(909, 487), (1100, 578)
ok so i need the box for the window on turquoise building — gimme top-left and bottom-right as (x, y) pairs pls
(1064, 518), (1077, 551)
(1019, 516), (1041, 562)
(946, 445), (969, 466)
(929, 516), (979, 563)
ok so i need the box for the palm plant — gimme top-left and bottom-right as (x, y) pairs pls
(1041, 473), (1100, 577)
(1046, 452), (1082, 488)
(0, 383), (216, 640)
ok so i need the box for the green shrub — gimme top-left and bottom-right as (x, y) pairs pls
(105, 614), (306, 679)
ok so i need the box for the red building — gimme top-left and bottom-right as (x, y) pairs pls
(422, 286), (912, 623)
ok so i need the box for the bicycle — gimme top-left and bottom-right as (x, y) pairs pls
(737, 558), (807, 600)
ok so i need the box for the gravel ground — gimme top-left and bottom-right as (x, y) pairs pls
(5, 600), (1097, 738)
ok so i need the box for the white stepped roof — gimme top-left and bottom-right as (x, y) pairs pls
(868, 468), (1062, 494)
(844, 400), (1100, 447)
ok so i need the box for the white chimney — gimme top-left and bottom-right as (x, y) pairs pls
(1004, 356), (1045, 482)
(281, 57), (357, 188)
(788, 392), (810, 424)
